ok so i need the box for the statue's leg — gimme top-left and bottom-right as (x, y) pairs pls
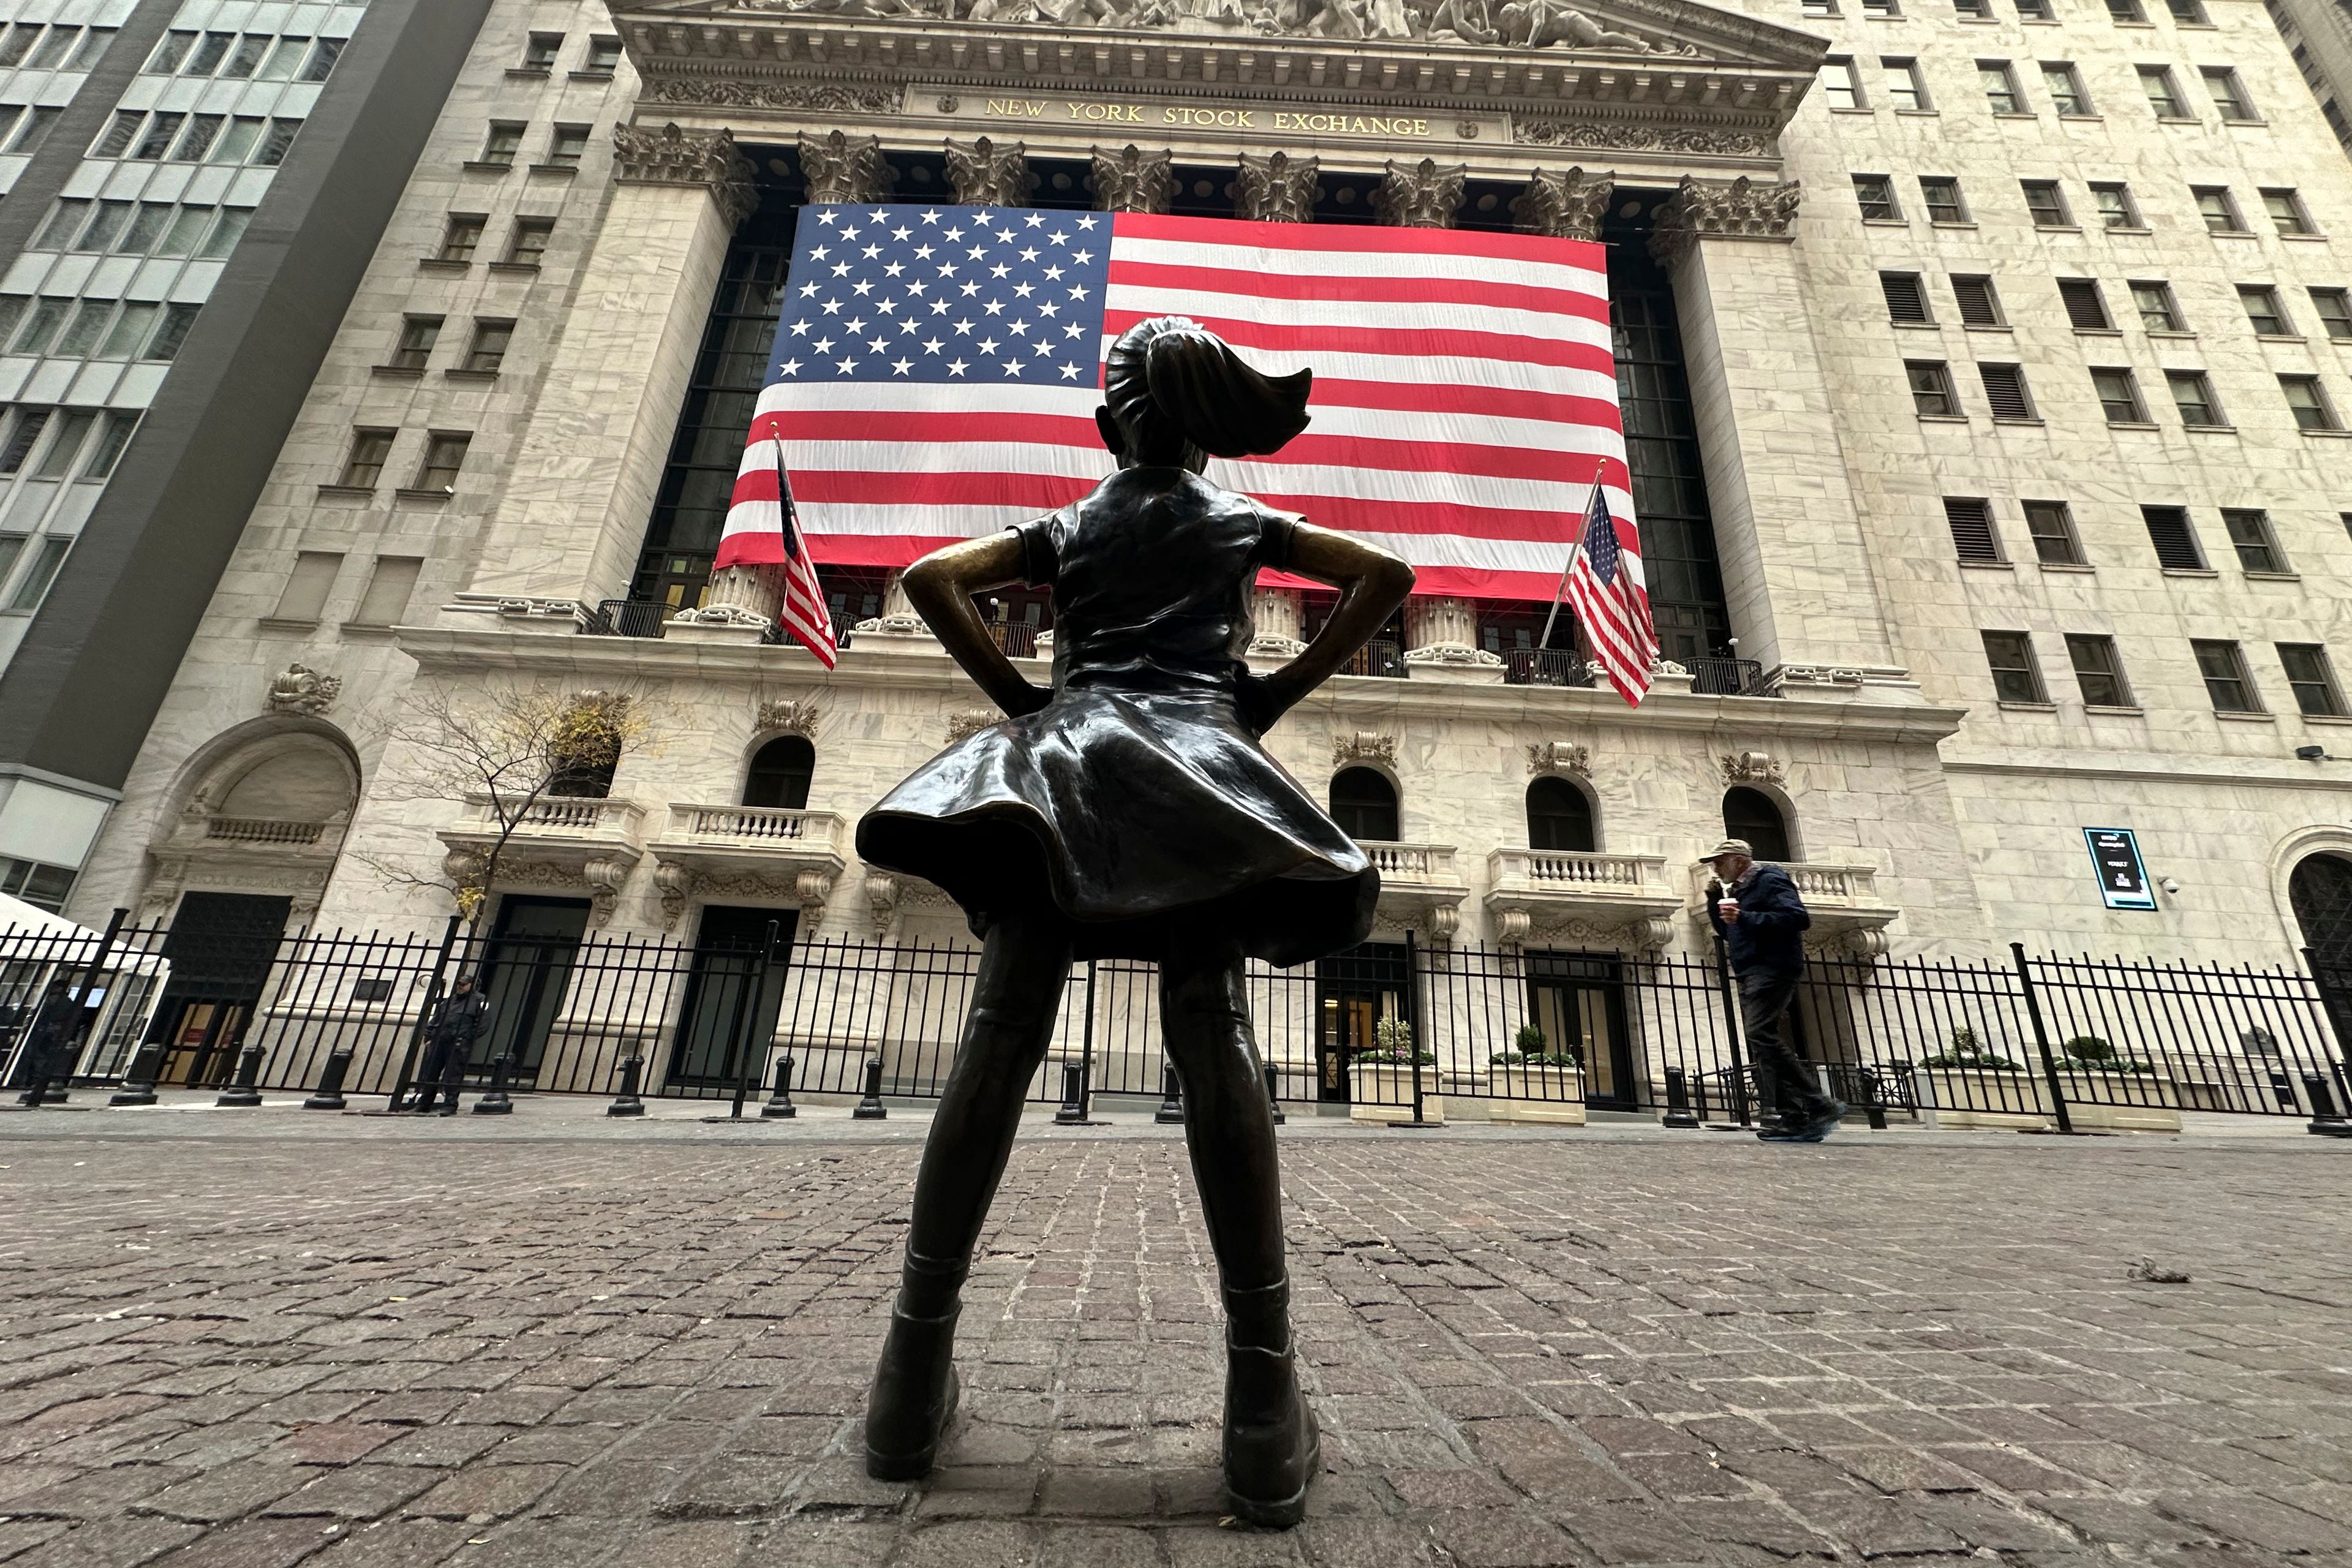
(864, 910), (1072, 1480)
(1159, 933), (1318, 1528)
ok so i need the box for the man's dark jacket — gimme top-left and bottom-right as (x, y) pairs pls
(424, 989), (491, 1048)
(1708, 863), (1812, 979)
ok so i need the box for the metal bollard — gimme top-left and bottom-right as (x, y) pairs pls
(1264, 1061), (1286, 1126)
(607, 1055), (646, 1118)
(1660, 1066), (1700, 1129)
(1154, 1064), (1185, 1125)
(853, 1058), (889, 1120)
(2303, 1071), (2352, 1137)
(303, 1049), (353, 1112)
(1054, 1061), (1090, 1125)
(762, 1054), (797, 1119)
(215, 1045), (265, 1108)
(110, 1042), (164, 1106)
(1858, 1068), (1888, 1131)
(472, 1052), (515, 1115)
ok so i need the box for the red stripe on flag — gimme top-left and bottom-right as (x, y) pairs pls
(1107, 258), (1611, 325)
(1112, 210), (1607, 267)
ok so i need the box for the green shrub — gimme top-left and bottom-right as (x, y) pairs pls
(1515, 1022), (1548, 1054)
(2064, 1036), (2114, 1063)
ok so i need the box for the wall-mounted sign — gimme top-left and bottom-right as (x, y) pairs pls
(2084, 827), (2156, 911)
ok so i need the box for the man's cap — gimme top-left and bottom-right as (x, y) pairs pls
(1708, 839), (1754, 861)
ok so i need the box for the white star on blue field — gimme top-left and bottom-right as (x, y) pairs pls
(767, 205), (1115, 386)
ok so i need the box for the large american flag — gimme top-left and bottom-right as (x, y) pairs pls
(1560, 484), (1657, 706)
(716, 205), (1632, 604)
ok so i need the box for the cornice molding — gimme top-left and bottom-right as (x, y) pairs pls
(612, 121), (760, 224)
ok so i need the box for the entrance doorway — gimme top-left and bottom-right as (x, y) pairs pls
(666, 905), (797, 1091)
(1525, 951), (1634, 1110)
(1314, 941), (1411, 1103)
(474, 897), (590, 1085)
(149, 892), (293, 1086)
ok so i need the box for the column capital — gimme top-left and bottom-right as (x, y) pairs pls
(1374, 158), (1467, 229)
(1092, 144), (1174, 214)
(1649, 175), (1801, 266)
(612, 122), (756, 227)
(1512, 167), (1615, 241)
(1236, 151), (1317, 223)
(945, 135), (1035, 206)
(797, 129), (891, 204)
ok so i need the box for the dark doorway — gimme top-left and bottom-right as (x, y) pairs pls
(1329, 768), (1399, 843)
(666, 905), (797, 1091)
(1313, 941), (1412, 1103)
(743, 736), (815, 810)
(1526, 777), (1596, 853)
(1526, 951), (1634, 1109)
(2291, 853), (2352, 970)
(149, 892), (292, 1086)
(475, 897), (590, 1085)
(1723, 787), (1793, 862)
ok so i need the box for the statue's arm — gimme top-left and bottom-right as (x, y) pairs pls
(1250, 521), (1415, 728)
(902, 531), (1052, 717)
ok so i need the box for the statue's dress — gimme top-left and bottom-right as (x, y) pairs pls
(856, 467), (1378, 965)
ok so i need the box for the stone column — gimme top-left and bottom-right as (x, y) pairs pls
(456, 124), (755, 614)
(1512, 167), (1615, 240)
(1093, 145), (1174, 214)
(1249, 586), (1305, 657)
(799, 129), (890, 203)
(945, 136), (1034, 205)
(1235, 151), (1317, 222)
(1373, 159), (1467, 228)
(1401, 597), (1500, 677)
(1649, 176), (1901, 677)
(855, 570), (932, 640)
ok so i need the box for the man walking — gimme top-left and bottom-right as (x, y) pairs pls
(1706, 838), (1844, 1143)
(411, 975), (490, 1115)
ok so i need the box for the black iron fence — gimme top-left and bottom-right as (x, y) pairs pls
(6, 915), (2347, 1130)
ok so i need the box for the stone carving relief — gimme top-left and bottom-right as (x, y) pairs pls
(612, 122), (758, 224)
(1235, 151), (1317, 223)
(944, 135), (1036, 205)
(1510, 167), (1613, 240)
(1493, 908), (1672, 952)
(266, 663), (342, 717)
(1526, 741), (1591, 777)
(1093, 144), (1174, 214)
(444, 850), (633, 926)
(756, 698), (823, 738)
(1373, 158), (1466, 228)
(862, 870), (951, 935)
(945, 709), (998, 744)
(728, 0), (1698, 51)
(797, 128), (891, 203)
(1332, 730), (1398, 769)
(1513, 122), (1771, 157)
(644, 76), (904, 115)
(1721, 749), (1785, 786)
(654, 862), (837, 930)
(1649, 175), (1801, 265)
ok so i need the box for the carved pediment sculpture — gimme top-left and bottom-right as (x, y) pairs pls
(1721, 749), (1785, 785)
(757, 698), (823, 737)
(1332, 730), (1398, 769)
(267, 663), (342, 717)
(1527, 741), (1591, 776)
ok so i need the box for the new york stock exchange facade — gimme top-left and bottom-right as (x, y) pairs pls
(54, 0), (2352, 1115)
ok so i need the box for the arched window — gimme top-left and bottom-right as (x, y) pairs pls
(743, 736), (815, 810)
(1526, 777), (1596, 853)
(2291, 853), (2352, 968)
(1329, 767), (1399, 843)
(1722, 786), (1792, 862)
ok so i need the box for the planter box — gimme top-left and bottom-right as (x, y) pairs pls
(1915, 1068), (2053, 1130)
(2059, 1072), (2182, 1133)
(1349, 1063), (1444, 1125)
(1485, 1065), (1587, 1126)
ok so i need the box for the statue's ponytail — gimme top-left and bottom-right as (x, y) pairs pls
(1102, 317), (1311, 464)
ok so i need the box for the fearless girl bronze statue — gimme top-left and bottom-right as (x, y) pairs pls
(855, 316), (1414, 1527)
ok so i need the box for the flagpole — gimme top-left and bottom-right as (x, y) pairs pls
(1537, 477), (1603, 652)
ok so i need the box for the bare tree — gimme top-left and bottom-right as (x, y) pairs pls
(361, 686), (652, 929)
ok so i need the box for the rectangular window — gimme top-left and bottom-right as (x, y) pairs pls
(221, 34), (268, 79)
(2024, 500), (2086, 565)
(464, 320), (514, 374)
(2043, 62), (2090, 112)
(2094, 367), (2149, 423)
(145, 29), (194, 72)
(0, 537), (23, 592)
(2130, 280), (2183, 330)
(1952, 274), (2003, 325)
(24, 26), (77, 70)
(523, 32), (565, 70)
(31, 411), (94, 479)
(91, 110), (141, 159)
(1885, 59), (1930, 111)
(197, 207), (253, 260)
(1981, 60), (2026, 112)
(1882, 271), (1930, 322)
(257, 37), (309, 80)
(32, 199), (89, 251)
(1981, 631), (2048, 703)
(2262, 188), (2315, 236)
(2192, 639), (2260, 712)
(54, 300), (115, 358)
(2222, 508), (2286, 573)
(186, 31), (233, 75)
(584, 36), (623, 74)
(173, 114), (224, 161)
(2195, 185), (2245, 232)
(2022, 179), (2070, 226)
(71, 26), (113, 68)
(271, 551), (342, 623)
(390, 316), (442, 371)
(1981, 363), (2035, 419)
(209, 116), (263, 164)
(298, 38), (343, 83)
(0, 409), (50, 473)
(6, 538), (70, 613)
(351, 556), (423, 627)
(2281, 374), (2342, 431)
(2166, 0), (2209, 19)
(142, 304), (198, 362)
(2279, 644), (2346, 717)
(10, 298), (70, 356)
(2201, 66), (2256, 120)
(2142, 504), (2205, 568)
(2015, 0), (2051, 18)
(6, 107), (60, 154)
(481, 122), (524, 166)
(415, 434), (472, 492)
(252, 119), (300, 167)
(339, 430), (394, 489)
(2239, 285), (2291, 335)
(0, 28), (38, 69)
(1853, 173), (1901, 220)
(546, 125), (590, 167)
(2059, 277), (2113, 330)
(1864, 0), (1900, 13)
(155, 205), (211, 257)
(2092, 182), (2141, 228)
(1809, 0), (1842, 14)
(94, 301), (156, 359)
(504, 219), (554, 267)
(74, 201), (131, 252)
(1946, 497), (2003, 561)
(1920, 176), (1967, 222)
(438, 216), (485, 263)
(2139, 65), (2189, 116)
(2313, 288), (2352, 340)
(130, 111), (184, 160)
(2065, 635), (2133, 706)
(1824, 58), (1866, 111)
(80, 412), (137, 479)
(2166, 369), (2224, 426)
(119, 203), (173, 254)
(1906, 360), (1960, 416)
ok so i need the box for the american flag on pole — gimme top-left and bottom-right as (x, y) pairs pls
(763, 439), (840, 668)
(715, 205), (1632, 605)
(1561, 484), (1657, 706)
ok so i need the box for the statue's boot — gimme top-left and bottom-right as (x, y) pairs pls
(1219, 1278), (1319, 1528)
(864, 1251), (967, 1480)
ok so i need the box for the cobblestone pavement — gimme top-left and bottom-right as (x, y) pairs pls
(2, 1110), (2349, 1567)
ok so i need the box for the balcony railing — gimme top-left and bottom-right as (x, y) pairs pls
(666, 804), (846, 852)
(1359, 841), (1461, 884)
(987, 621), (1041, 658)
(1490, 847), (1667, 894)
(1502, 649), (1591, 687)
(1687, 656), (1769, 696)
(452, 794), (645, 842)
(203, 817), (328, 846)
(1338, 639), (1406, 679)
(587, 599), (668, 638)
